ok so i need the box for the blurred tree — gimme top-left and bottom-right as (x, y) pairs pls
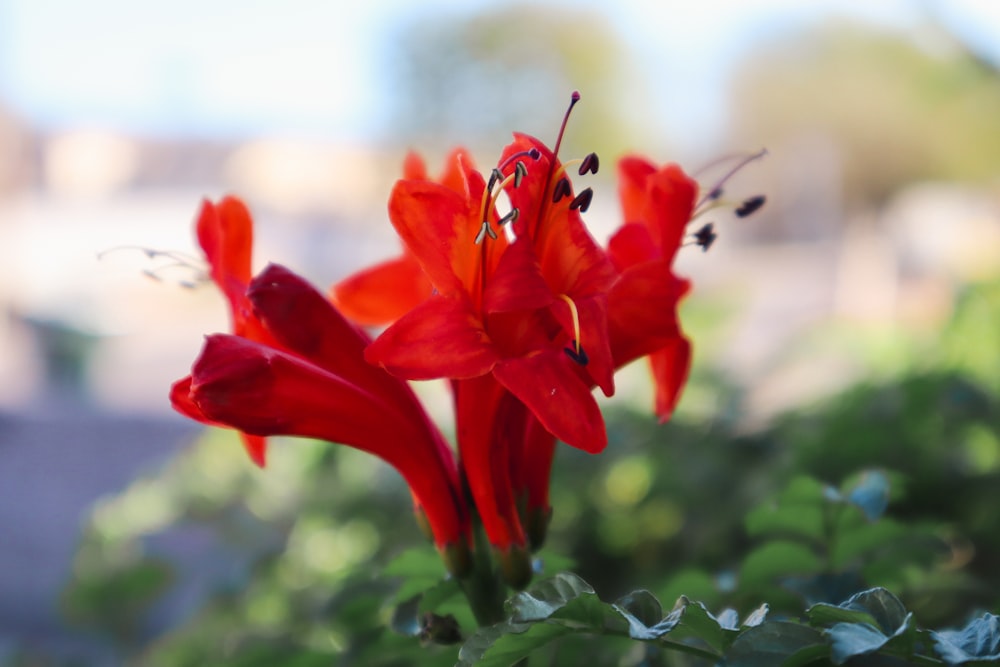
(728, 22), (1000, 210)
(386, 5), (650, 163)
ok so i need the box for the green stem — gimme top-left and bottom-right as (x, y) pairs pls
(459, 519), (508, 627)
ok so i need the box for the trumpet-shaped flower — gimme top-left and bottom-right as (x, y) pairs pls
(174, 263), (471, 569)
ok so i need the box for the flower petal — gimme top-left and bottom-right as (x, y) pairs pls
(388, 178), (485, 298)
(493, 351), (606, 454)
(366, 294), (500, 380)
(608, 261), (690, 368)
(331, 252), (432, 326)
(649, 337), (691, 422)
(188, 334), (466, 547)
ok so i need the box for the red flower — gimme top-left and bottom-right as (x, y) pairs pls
(171, 197), (274, 466)
(364, 134), (614, 456)
(175, 264), (471, 570)
(607, 157), (696, 422)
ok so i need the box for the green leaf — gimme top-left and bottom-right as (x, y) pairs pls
(457, 620), (565, 667)
(740, 541), (823, 589)
(840, 588), (909, 635)
(828, 622), (892, 664)
(614, 590), (663, 628)
(664, 597), (727, 653)
(830, 517), (911, 570)
(808, 601), (879, 629)
(931, 613), (1000, 664)
(745, 502), (826, 543)
(725, 621), (826, 667)
(781, 476), (833, 505)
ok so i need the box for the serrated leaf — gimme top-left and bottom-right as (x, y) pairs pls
(507, 572), (627, 638)
(743, 603), (770, 628)
(614, 590), (663, 628)
(717, 608), (740, 630)
(828, 622), (890, 664)
(932, 613), (1000, 664)
(840, 588), (909, 635)
(666, 597), (727, 653)
(740, 541), (823, 588)
(843, 470), (891, 521)
(507, 572), (595, 622)
(725, 621), (826, 667)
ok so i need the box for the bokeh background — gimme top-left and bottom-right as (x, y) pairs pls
(1, 0), (998, 665)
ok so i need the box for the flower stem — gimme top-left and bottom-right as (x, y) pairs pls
(459, 519), (508, 627)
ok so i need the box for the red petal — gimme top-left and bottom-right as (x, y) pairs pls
(366, 294), (500, 380)
(649, 336), (692, 422)
(454, 376), (527, 550)
(483, 238), (553, 313)
(240, 434), (268, 468)
(171, 373), (270, 466)
(331, 252), (432, 327)
(550, 293), (615, 397)
(608, 261), (690, 368)
(250, 264), (432, 429)
(493, 351), (606, 454)
(617, 156), (658, 224)
(189, 334), (466, 547)
(607, 222), (659, 271)
(388, 179), (480, 298)
(618, 159), (698, 263)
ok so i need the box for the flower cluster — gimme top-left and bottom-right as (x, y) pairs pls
(170, 94), (754, 590)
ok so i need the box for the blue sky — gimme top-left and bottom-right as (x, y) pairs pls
(0, 0), (997, 145)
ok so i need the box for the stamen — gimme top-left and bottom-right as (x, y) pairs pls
(497, 148), (541, 173)
(556, 294), (587, 365)
(735, 195), (766, 218)
(98, 245), (209, 286)
(552, 177), (572, 203)
(578, 152), (599, 175)
(498, 208), (519, 226)
(691, 223), (717, 252)
(694, 148), (768, 211)
(514, 161), (528, 188)
(569, 188), (593, 213)
(478, 168), (522, 240)
(474, 221), (498, 245)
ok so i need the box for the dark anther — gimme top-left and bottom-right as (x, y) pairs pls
(735, 195), (766, 218)
(499, 208), (519, 226)
(579, 152), (599, 175)
(514, 161), (528, 188)
(693, 222), (717, 252)
(569, 188), (593, 213)
(563, 341), (589, 366)
(419, 612), (463, 646)
(707, 186), (723, 201)
(552, 177), (572, 203)
(487, 168), (503, 192)
(528, 147), (541, 160)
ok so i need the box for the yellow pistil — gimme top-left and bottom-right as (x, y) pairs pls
(556, 293), (582, 356)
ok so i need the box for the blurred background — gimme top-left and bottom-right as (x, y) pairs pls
(0, 0), (998, 664)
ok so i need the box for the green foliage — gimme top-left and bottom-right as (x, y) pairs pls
(456, 575), (1000, 666)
